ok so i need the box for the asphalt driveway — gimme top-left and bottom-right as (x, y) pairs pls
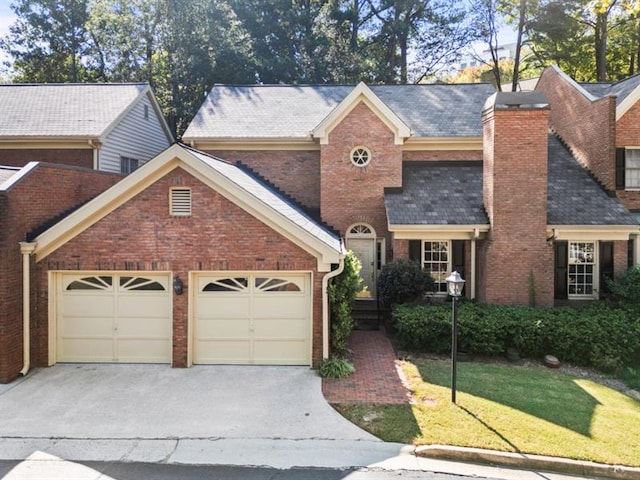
(0, 364), (377, 441)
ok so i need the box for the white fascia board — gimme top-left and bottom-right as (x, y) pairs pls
(185, 137), (319, 151)
(179, 156), (344, 266)
(0, 138), (95, 148)
(547, 225), (640, 241)
(616, 85), (640, 122)
(312, 82), (411, 146)
(389, 224), (490, 240)
(403, 137), (483, 151)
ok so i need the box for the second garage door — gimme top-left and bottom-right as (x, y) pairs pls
(194, 273), (312, 365)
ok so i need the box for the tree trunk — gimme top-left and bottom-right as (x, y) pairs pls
(595, 11), (608, 81)
(511, 0), (526, 92)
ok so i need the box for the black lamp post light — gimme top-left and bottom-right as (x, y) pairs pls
(445, 271), (465, 404)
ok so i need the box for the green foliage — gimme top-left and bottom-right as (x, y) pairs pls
(393, 302), (640, 373)
(606, 266), (640, 307)
(328, 251), (362, 358)
(318, 357), (355, 378)
(377, 259), (435, 308)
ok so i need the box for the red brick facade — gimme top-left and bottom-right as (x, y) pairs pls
(320, 102), (402, 240)
(33, 168), (323, 369)
(0, 164), (121, 383)
(616, 102), (640, 210)
(205, 150), (321, 209)
(536, 67), (617, 191)
(479, 101), (554, 306)
(0, 149), (94, 170)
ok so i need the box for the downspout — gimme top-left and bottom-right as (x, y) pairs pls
(89, 139), (99, 170)
(322, 253), (345, 360)
(19, 242), (36, 376)
(471, 229), (479, 300)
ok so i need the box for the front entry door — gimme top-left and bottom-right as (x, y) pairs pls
(348, 238), (376, 298)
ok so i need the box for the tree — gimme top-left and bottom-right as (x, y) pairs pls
(1, 0), (93, 82)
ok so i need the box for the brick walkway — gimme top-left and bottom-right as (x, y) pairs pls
(322, 330), (411, 404)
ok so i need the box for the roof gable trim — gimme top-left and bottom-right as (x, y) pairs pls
(312, 82), (411, 146)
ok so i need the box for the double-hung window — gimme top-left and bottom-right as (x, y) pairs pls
(120, 156), (140, 175)
(568, 241), (595, 296)
(626, 149), (640, 190)
(422, 241), (450, 293)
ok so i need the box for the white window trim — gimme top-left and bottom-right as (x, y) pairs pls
(350, 146), (371, 168)
(625, 147), (640, 190)
(567, 241), (598, 300)
(422, 240), (451, 295)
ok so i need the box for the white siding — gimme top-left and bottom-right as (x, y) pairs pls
(98, 94), (171, 173)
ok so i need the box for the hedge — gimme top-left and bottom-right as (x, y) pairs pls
(392, 302), (640, 373)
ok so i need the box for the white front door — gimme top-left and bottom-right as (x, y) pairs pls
(348, 238), (376, 298)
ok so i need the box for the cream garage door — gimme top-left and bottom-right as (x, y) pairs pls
(194, 273), (311, 365)
(56, 273), (172, 363)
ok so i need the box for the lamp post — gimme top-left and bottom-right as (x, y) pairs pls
(446, 271), (465, 404)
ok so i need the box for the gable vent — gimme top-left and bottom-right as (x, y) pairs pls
(170, 188), (192, 216)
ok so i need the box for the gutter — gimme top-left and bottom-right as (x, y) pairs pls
(321, 252), (345, 360)
(19, 242), (36, 376)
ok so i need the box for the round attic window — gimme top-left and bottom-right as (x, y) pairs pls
(350, 147), (371, 167)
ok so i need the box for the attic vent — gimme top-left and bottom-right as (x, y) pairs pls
(170, 187), (192, 216)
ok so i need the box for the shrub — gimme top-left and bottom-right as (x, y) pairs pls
(328, 251), (362, 358)
(377, 259), (435, 307)
(318, 357), (356, 378)
(392, 302), (640, 373)
(606, 266), (640, 307)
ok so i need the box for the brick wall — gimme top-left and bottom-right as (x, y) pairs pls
(33, 168), (323, 369)
(479, 98), (554, 306)
(616, 102), (640, 209)
(536, 67), (616, 191)
(205, 150), (320, 210)
(320, 102), (402, 240)
(0, 164), (121, 383)
(0, 149), (93, 170)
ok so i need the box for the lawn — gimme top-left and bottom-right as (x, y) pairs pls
(335, 359), (640, 467)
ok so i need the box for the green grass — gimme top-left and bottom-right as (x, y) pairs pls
(335, 359), (640, 467)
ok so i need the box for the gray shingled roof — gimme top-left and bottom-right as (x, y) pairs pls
(579, 73), (640, 104)
(183, 83), (496, 140)
(385, 136), (638, 227)
(547, 136), (638, 225)
(384, 162), (488, 226)
(184, 145), (343, 253)
(0, 83), (148, 138)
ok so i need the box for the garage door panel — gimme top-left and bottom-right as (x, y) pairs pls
(59, 316), (114, 337)
(253, 318), (307, 337)
(197, 295), (251, 318)
(253, 296), (307, 318)
(197, 318), (250, 338)
(117, 339), (172, 362)
(196, 340), (251, 364)
(62, 295), (114, 317)
(117, 317), (172, 336)
(117, 295), (171, 318)
(58, 338), (114, 362)
(253, 340), (308, 365)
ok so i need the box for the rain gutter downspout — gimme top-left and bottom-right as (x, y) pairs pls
(89, 139), (99, 170)
(322, 250), (345, 360)
(19, 242), (36, 376)
(471, 228), (479, 299)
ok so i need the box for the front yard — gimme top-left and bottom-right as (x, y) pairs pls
(336, 358), (640, 467)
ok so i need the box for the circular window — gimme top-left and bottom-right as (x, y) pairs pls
(350, 147), (371, 167)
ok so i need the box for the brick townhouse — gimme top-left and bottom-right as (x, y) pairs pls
(1, 66), (639, 383)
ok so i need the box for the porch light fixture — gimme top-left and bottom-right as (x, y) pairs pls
(445, 271), (465, 404)
(173, 275), (184, 295)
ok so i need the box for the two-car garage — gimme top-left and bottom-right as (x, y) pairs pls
(54, 272), (312, 366)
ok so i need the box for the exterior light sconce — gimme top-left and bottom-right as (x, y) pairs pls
(173, 275), (184, 295)
(445, 271), (465, 404)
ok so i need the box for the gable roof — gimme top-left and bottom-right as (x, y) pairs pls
(30, 143), (343, 270)
(0, 83), (172, 141)
(182, 83), (496, 143)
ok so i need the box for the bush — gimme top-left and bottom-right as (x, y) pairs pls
(328, 251), (362, 358)
(392, 302), (640, 373)
(606, 266), (640, 307)
(318, 357), (356, 378)
(377, 259), (435, 307)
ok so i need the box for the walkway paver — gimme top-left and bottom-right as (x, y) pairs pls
(322, 330), (411, 404)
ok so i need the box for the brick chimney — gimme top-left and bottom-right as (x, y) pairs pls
(479, 92), (554, 306)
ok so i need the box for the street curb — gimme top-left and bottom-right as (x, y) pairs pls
(415, 445), (640, 480)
